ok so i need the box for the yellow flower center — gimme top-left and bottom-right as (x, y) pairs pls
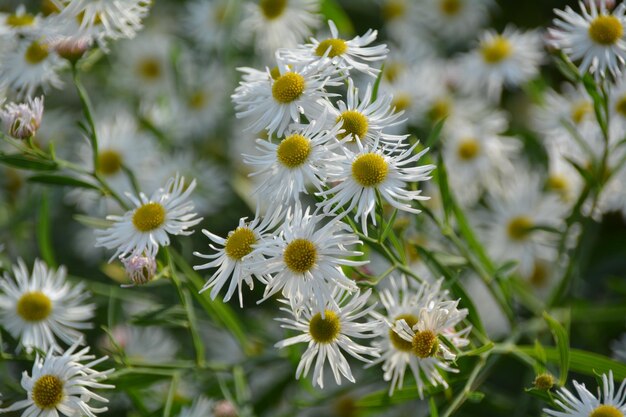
(352, 153), (389, 187)
(283, 238), (317, 273)
(98, 149), (123, 176)
(571, 100), (592, 124)
(277, 134), (311, 168)
(457, 137), (480, 160)
(428, 98), (451, 122)
(259, 0), (287, 20)
(382, 0), (406, 21)
(533, 373), (555, 390)
(440, 0), (462, 16)
(315, 38), (348, 58)
(269, 66), (281, 80)
(17, 291), (52, 322)
(529, 261), (549, 288)
(590, 405), (624, 417)
(224, 227), (256, 260)
(392, 93), (412, 112)
(507, 216), (534, 241)
(132, 202), (166, 232)
(547, 175), (568, 193)
(389, 313), (418, 352)
(615, 96), (626, 117)
(412, 329), (439, 358)
(481, 36), (512, 64)
(6, 13), (35, 27)
(25, 41), (49, 65)
(272, 72), (305, 104)
(137, 57), (162, 81)
(589, 15), (624, 46)
(41, 0), (61, 16)
(337, 110), (369, 140)
(309, 310), (341, 343)
(32, 374), (64, 409)
(384, 61), (405, 83)
(188, 91), (208, 110)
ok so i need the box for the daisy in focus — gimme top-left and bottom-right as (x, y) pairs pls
(232, 58), (343, 137)
(239, 0), (320, 59)
(0, 259), (95, 353)
(373, 278), (470, 397)
(254, 203), (364, 314)
(243, 111), (344, 205)
(0, 341), (113, 417)
(95, 174), (202, 260)
(544, 371), (626, 417)
(275, 289), (380, 388)
(280, 20), (389, 77)
(318, 138), (434, 234)
(194, 211), (281, 307)
(550, 0), (626, 79)
(461, 26), (543, 100)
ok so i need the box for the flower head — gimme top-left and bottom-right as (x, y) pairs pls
(0, 96), (44, 139)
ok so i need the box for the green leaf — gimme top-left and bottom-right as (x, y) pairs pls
(320, 0), (354, 35)
(429, 397), (439, 417)
(371, 63), (385, 103)
(516, 347), (626, 381)
(534, 339), (548, 374)
(543, 312), (570, 386)
(37, 192), (56, 268)
(460, 342), (494, 358)
(0, 154), (57, 171)
(425, 117), (446, 149)
(28, 174), (99, 190)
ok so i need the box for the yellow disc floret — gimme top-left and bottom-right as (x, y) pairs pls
(132, 202), (166, 232)
(571, 101), (592, 124)
(277, 134), (311, 168)
(25, 41), (49, 65)
(17, 291), (52, 322)
(457, 137), (481, 160)
(428, 99), (451, 122)
(309, 310), (341, 343)
(392, 93), (412, 112)
(315, 38), (348, 58)
(98, 149), (123, 176)
(481, 36), (513, 64)
(337, 110), (369, 140)
(137, 58), (162, 81)
(259, 0), (287, 19)
(272, 72), (306, 104)
(225, 227), (256, 260)
(589, 15), (623, 46)
(440, 0), (462, 16)
(533, 373), (555, 390)
(32, 374), (64, 409)
(283, 238), (317, 273)
(188, 91), (208, 110)
(507, 216), (534, 241)
(382, 0), (406, 21)
(389, 314), (418, 352)
(352, 153), (389, 187)
(7, 13), (35, 27)
(412, 329), (439, 358)
(615, 96), (626, 117)
(590, 405), (624, 417)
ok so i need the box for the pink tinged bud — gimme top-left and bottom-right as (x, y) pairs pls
(121, 255), (157, 286)
(214, 400), (238, 417)
(53, 38), (91, 62)
(0, 96), (44, 140)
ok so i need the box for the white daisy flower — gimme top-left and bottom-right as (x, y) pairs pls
(322, 78), (407, 147)
(239, 0), (320, 60)
(193, 211), (282, 307)
(181, 0), (235, 51)
(414, 0), (495, 42)
(0, 341), (113, 417)
(275, 289), (381, 388)
(461, 26), (544, 100)
(57, 0), (151, 43)
(544, 371), (626, 417)
(121, 255), (157, 287)
(0, 95), (44, 140)
(0, 37), (65, 98)
(0, 6), (44, 38)
(253, 203), (364, 314)
(442, 121), (520, 207)
(0, 259), (95, 353)
(550, 0), (626, 79)
(530, 84), (594, 140)
(318, 138), (435, 234)
(243, 111), (344, 205)
(280, 20), (388, 77)
(371, 277), (470, 397)
(95, 174), (202, 260)
(475, 170), (568, 277)
(180, 397), (215, 417)
(545, 142), (584, 205)
(232, 58), (343, 137)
